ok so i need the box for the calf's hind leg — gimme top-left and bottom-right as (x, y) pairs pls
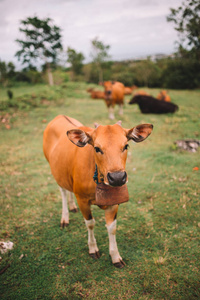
(68, 192), (78, 212)
(59, 187), (77, 228)
(76, 196), (100, 259)
(105, 205), (125, 268)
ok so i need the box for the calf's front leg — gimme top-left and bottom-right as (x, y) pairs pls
(108, 106), (115, 120)
(118, 104), (123, 116)
(105, 205), (125, 268)
(85, 218), (100, 259)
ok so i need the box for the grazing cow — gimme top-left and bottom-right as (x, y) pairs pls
(43, 115), (153, 268)
(103, 81), (125, 119)
(157, 90), (171, 102)
(129, 95), (178, 114)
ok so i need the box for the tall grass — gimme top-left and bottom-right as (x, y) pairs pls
(0, 82), (200, 299)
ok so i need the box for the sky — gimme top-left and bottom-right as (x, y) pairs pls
(0, 0), (183, 69)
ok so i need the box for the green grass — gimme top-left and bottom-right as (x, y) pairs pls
(0, 82), (200, 299)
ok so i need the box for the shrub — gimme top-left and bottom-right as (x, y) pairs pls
(162, 59), (200, 89)
(111, 71), (135, 86)
(14, 70), (43, 84)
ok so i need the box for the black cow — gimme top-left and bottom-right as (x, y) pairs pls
(129, 95), (178, 114)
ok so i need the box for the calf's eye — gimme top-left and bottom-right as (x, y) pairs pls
(94, 147), (103, 154)
(123, 144), (129, 151)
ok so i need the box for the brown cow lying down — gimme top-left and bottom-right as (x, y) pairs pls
(90, 90), (105, 99)
(86, 87), (105, 99)
(124, 85), (138, 95)
(43, 115), (153, 268)
(129, 95), (178, 114)
(87, 88), (94, 93)
(134, 90), (150, 96)
(157, 90), (171, 102)
(124, 87), (133, 95)
(103, 81), (125, 119)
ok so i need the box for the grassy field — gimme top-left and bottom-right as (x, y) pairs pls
(0, 82), (200, 299)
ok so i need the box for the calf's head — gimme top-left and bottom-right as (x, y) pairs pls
(103, 81), (114, 101)
(67, 122), (153, 187)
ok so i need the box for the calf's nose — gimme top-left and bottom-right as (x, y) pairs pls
(106, 90), (112, 95)
(107, 171), (127, 187)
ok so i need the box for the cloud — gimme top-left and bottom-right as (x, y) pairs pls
(0, 0), (183, 68)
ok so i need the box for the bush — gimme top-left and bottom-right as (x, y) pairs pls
(162, 59), (200, 89)
(111, 71), (135, 86)
(86, 64), (99, 83)
(51, 69), (69, 85)
(0, 94), (41, 111)
(14, 70), (43, 84)
(129, 60), (162, 87)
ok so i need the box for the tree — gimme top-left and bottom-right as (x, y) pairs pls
(15, 16), (62, 85)
(131, 60), (161, 87)
(7, 62), (16, 79)
(0, 60), (16, 85)
(167, 0), (200, 59)
(90, 37), (111, 83)
(0, 60), (7, 84)
(162, 58), (200, 89)
(67, 47), (85, 76)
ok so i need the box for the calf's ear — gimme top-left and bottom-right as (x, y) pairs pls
(126, 124), (153, 143)
(67, 129), (92, 147)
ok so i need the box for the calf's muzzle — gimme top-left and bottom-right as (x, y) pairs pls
(107, 171), (127, 187)
(105, 90), (112, 95)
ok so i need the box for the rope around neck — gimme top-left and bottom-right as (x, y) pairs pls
(93, 164), (100, 184)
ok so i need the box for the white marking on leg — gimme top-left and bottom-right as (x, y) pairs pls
(106, 220), (122, 264)
(84, 219), (99, 254)
(119, 104), (123, 116)
(68, 192), (78, 211)
(59, 187), (69, 226)
(109, 107), (115, 120)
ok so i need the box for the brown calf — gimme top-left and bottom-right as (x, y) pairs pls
(103, 81), (125, 119)
(43, 115), (153, 268)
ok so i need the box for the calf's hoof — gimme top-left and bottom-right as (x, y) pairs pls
(113, 260), (126, 269)
(70, 208), (78, 213)
(60, 221), (69, 228)
(89, 251), (100, 259)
